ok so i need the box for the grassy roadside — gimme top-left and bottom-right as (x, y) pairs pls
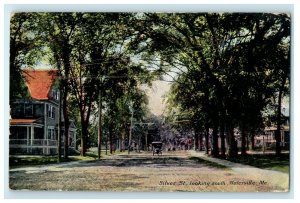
(9, 150), (129, 169)
(189, 156), (230, 169)
(227, 153), (290, 173)
(189, 151), (289, 174)
(9, 155), (95, 169)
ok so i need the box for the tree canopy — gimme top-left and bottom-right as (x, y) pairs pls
(10, 12), (290, 158)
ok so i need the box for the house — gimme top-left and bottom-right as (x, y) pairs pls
(254, 106), (290, 149)
(9, 69), (76, 155)
(254, 125), (290, 149)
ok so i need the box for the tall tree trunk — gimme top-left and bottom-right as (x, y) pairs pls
(63, 85), (70, 159)
(226, 122), (237, 158)
(194, 128), (199, 151)
(105, 135), (108, 155)
(62, 46), (71, 160)
(109, 123), (113, 154)
(205, 123), (209, 154)
(57, 87), (62, 162)
(138, 134), (141, 152)
(211, 124), (219, 157)
(145, 130), (148, 151)
(119, 132), (123, 152)
(98, 85), (102, 159)
(241, 125), (247, 156)
(128, 109), (133, 154)
(9, 17), (26, 103)
(199, 133), (203, 151)
(251, 129), (255, 150)
(57, 72), (62, 162)
(246, 133), (249, 151)
(275, 89), (283, 156)
(80, 121), (88, 156)
(275, 72), (287, 156)
(220, 119), (226, 158)
(121, 129), (126, 152)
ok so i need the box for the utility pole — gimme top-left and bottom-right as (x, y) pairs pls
(57, 61), (62, 163)
(138, 130), (141, 153)
(128, 104), (133, 154)
(97, 77), (103, 159)
(145, 126), (148, 151)
(58, 82), (62, 162)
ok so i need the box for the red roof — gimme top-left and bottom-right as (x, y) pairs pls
(10, 119), (38, 125)
(23, 69), (58, 100)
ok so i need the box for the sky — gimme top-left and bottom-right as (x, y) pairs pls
(140, 80), (171, 116)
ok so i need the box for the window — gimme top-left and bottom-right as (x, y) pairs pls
(52, 107), (55, 119)
(24, 104), (33, 116)
(11, 103), (35, 117)
(47, 105), (55, 119)
(51, 89), (59, 100)
(69, 132), (74, 146)
(47, 104), (51, 117)
(10, 126), (27, 139)
(34, 127), (44, 139)
(47, 127), (55, 140)
(34, 104), (44, 117)
(11, 103), (23, 117)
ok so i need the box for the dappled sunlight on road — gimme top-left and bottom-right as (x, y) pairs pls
(9, 150), (289, 192)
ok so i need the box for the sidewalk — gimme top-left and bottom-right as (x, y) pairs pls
(189, 151), (288, 175)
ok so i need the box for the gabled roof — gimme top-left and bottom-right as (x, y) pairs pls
(23, 69), (58, 100)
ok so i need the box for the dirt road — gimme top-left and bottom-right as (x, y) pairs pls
(9, 151), (289, 192)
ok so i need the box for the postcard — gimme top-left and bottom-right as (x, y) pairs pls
(8, 11), (290, 193)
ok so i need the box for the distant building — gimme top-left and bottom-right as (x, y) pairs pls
(9, 69), (76, 155)
(254, 125), (290, 149)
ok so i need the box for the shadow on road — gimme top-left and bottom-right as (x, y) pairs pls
(58, 155), (209, 169)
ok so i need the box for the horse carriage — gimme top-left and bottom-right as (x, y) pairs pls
(151, 141), (163, 156)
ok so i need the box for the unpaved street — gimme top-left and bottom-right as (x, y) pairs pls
(9, 151), (289, 192)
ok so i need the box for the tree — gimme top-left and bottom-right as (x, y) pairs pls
(66, 13), (133, 156)
(10, 13), (43, 103)
(102, 62), (151, 154)
(10, 12), (290, 159)
(63, 13), (151, 157)
(129, 13), (290, 158)
(40, 13), (83, 159)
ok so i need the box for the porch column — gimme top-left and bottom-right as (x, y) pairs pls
(47, 136), (49, 154)
(30, 125), (34, 154)
(27, 126), (30, 153)
(27, 126), (29, 145)
(30, 125), (34, 146)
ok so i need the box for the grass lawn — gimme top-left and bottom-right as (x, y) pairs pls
(9, 149), (129, 168)
(189, 156), (230, 169)
(227, 153), (290, 173)
(9, 155), (95, 168)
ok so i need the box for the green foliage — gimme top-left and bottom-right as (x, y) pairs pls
(10, 13), (45, 103)
(129, 13), (290, 157)
(10, 12), (290, 158)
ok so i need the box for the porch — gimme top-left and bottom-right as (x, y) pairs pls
(9, 118), (57, 155)
(9, 139), (58, 155)
(9, 119), (77, 155)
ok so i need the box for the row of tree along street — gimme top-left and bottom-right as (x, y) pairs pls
(10, 13), (290, 160)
